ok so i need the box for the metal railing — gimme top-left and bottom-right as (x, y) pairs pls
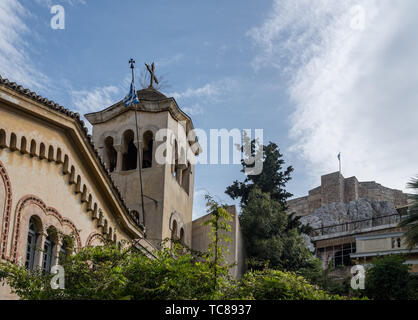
(312, 213), (402, 237)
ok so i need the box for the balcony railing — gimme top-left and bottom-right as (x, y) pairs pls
(312, 213), (403, 237)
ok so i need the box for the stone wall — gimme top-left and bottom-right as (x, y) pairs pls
(287, 172), (408, 217)
(192, 206), (246, 279)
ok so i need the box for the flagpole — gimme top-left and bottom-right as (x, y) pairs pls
(338, 152), (341, 173)
(129, 59), (147, 235)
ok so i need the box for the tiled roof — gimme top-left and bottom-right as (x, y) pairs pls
(0, 75), (145, 231)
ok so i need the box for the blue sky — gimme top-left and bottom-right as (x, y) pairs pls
(1, 0), (418, 219)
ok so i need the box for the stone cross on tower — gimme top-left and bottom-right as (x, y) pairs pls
(145, 62), (159, 88)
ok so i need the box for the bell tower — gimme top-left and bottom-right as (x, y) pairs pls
(85, 68), (201, 248)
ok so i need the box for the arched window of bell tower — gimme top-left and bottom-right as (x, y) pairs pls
(104, 136), (117, 172)
(172, 140), (179, 181)
(122, 130), (137, 171)
(142, 131), (154, 169)
(182, 162), (191, 194)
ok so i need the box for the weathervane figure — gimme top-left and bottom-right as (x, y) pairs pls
(145, 62), (159, 88)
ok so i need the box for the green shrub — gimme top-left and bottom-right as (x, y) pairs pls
(230, 269), (348, 300)
(365, 255), (411, 300)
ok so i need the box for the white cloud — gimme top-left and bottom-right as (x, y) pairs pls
(72, 86), (120, 115)
(0, 0), (49, 89)
(169, 78), (238, 116)
(170, 83), (221, 100)
(169, 78), (238, 101)
(182, 103), (204, 116)
(249, 0), (418, 192)
(34, 0), (86, 7)
(156, 53), (184, 68)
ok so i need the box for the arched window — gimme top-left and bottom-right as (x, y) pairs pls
(172, 140), (179, 180)
(179, 228), (185, 245)
(104, 136), (117, 172)
(171, 220), (178, 246)
(59, 238), (70, 265)
(182, 162), (191, 194)
(25, 217), (39, 270)
(142, 131), (154, 169)
(122, 130), (137, 171)
(42, 229), (56, 273)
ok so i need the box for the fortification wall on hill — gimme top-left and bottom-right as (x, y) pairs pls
(287, 172), (408, 217)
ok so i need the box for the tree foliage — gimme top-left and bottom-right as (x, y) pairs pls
(365, 255), (411, 300)
(0, 244), (352, 300)
(230, 269), (347, 300)
(239, 187), (318, 272)
(225, 140), (293, 207)
(399, 176), (418, 249)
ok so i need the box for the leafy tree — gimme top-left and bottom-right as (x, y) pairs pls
(226, 139), (293, 208)
(201, 195), (234, 296)
(287, 212), (314, 235)
(0, 193), (355, 301)
(230, 269), (347, 300)
(239, 187), (316, 272)
(365, 255), (411, 300)
(399, 176), (418, 249)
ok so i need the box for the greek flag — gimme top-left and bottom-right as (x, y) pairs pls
(338, 152), (341, 161)
(123, 80), (139, 106)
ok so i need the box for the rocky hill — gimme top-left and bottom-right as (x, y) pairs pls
(300, 198), (399, 233)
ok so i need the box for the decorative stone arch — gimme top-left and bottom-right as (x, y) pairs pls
(97, 130), (118, 149)
(39, 142), (46, 159)
(0, 160), (13, 260)
(0, 129), (6, 148)
(116, 125), (138, 146)
(29, 139), (37, 157)
(56, 148), (63, 164)
(48, 145), (55, 161)
(9, 133), (17, 151)
(121, 129), (137, 171)
(139, 125), (159, 138)
(142, 130), (154, 169)
(169, 211), (184, 239)
(10, 195), (82, 262)
(103, 136), (117, 172)
(20, 136), (27, 154)
(86, 232), (106, 247)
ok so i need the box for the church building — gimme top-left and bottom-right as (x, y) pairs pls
(0, 68), (202, 298)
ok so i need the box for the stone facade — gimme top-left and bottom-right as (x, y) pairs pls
(85, 88), (201, 248)
(0, 77), (155, 299)
(191, 206), (246, 279)
(287, 171), (414, 271)
(287, 172), (409, 217)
